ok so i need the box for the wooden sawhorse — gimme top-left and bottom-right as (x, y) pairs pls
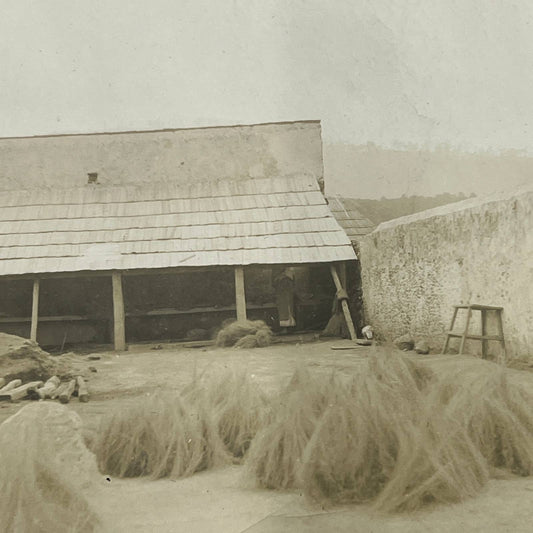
(441, 304), (507, 361)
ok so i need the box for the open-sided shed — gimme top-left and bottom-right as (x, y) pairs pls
(0, 122), (357, 348)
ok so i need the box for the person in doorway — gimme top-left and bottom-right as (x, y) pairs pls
(272, 267), (296, 330)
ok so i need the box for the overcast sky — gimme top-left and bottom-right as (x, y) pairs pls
(1, 1), (532, 192)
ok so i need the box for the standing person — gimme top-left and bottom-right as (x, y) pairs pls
(272, 266), (296, 330)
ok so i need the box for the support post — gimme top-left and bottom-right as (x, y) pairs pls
(496, 310), (507, 364)
(481, 309), (488, 359)
(329, 264), (357, 341)
(338, 261), (347, 291)
(234, 266), (247, 322)
(30, 279), (40, 342)
(112, 272), (126, 351)
(459, 307), (472, 355)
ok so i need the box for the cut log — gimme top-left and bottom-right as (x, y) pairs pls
(76, 376), (89, 403)
(35, 376), (61, 400)
(0, 379), (23, 393)
(50, 381), (68, 400)
(0, 381), (44, 401)
(59, 379), (76, 404)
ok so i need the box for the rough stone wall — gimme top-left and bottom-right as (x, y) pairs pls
(359, 188), (533, 357)
(0, 121), (323, 190)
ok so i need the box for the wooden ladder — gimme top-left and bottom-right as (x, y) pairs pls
(441, 304), (507, 361)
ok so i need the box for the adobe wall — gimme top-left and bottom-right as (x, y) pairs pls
(0, 121), (323, 190)
(359, 187), (533, 357)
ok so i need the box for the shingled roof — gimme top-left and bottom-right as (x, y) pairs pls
(326, 196), (376, 241)
(0, 176), (356, 276)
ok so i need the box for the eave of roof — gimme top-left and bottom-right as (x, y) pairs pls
(0, 175), (356, 276)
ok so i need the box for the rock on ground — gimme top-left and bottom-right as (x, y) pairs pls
(414, 340), (430, 354)
(0, 402), (100, 487)
(394, 334), (415, 351)
(0, 332), (73, 383)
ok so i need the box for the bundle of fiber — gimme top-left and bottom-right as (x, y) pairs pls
(429, 365), (533, 476)
(299, 353), (431, 506)
(93, 393), (230, 479)
(0, 403), (100, 533)
(199, 369), (272, 458)
(321, 313), (349, 338)
(244, 366), (343, 489)
(373, 412), (489, 513)
(234, 334), (261, 349)
(216, 320), (273, 348)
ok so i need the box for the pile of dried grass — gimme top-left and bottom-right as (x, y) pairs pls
(298, 353), (442, 508)
(93, 392), (230, 479)
(245, 351), (515, 513)
(0, 403), (100, 533)
(198, 369), (272, 458)
(245, 366), (342, 489)
(216, 320), (273, 348)
(427, 365), (533, 477)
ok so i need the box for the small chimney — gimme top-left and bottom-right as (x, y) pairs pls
(87, 172), (98, 184)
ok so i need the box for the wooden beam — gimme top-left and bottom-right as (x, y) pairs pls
(30, 279), (40, 342)
(112, 271), (126, 351)
(234, 266), (247, 321)
(329, 264), (357, 341)
(338, 262), (347, 291)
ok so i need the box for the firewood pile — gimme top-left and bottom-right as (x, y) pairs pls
(0, 375), (89, 403)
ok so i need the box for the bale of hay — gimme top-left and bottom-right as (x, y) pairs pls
(93, 392), (230, 479)
(216, 320), (273, 348)
(0, 403), (100, 533)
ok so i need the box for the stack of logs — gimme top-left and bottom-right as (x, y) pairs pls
(0, 376), (89, 403)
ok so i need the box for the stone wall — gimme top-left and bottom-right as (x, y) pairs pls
(0, 121), (323, 190)
(359, 187), (533, 357)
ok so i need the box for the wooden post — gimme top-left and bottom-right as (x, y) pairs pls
(459, 307), (472, 355)
(496, 310), (508, 364)
(338, 262), (347, 292)
(329, 264), (357, 341)
(234, 266), (247, 322)
(112, 272), (126, 351)
(30, 279), (40, 342)
(481, 309), (488, 359)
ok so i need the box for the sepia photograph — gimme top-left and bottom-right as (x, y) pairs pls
(0, 1), (532, 531)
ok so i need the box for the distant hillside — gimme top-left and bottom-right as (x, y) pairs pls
(346, 193), (474, 225)
(323, 143), (533, 199)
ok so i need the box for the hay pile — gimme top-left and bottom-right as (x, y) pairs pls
(426, 367), (533, 477)
(93, 367), (273, 478)
(245, 366), (341, 489)
(245, 351), (533, 513)
(93, 392), (230, 479)
(215, 320), (273, 348)
(197, 370), (271, 458)
(0, 403), (100, 533)
(92, 349), (533, 514)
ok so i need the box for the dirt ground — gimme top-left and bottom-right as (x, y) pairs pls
(2, 338), (533, 532)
